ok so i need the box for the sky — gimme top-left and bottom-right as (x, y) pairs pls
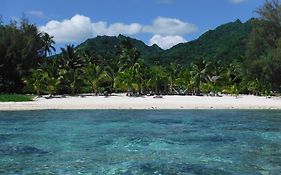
(1, 0), (265, 50)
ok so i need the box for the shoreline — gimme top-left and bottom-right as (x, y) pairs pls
(1, 94), (281, 111)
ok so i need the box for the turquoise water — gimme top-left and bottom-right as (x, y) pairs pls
(0, 110), (280, 175)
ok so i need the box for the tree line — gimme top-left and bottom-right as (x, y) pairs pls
(0, 0), (281, 96)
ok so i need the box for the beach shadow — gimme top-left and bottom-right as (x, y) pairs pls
(44, 95), (67, 99)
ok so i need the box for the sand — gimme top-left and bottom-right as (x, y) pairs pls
(0, 94), (281, 111)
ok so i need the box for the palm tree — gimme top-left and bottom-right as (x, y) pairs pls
(59, 45), (85, 70)
(167, 63), (180, 94)
(23, 69), (47, 96)
(58, 45), (86, 94)
(41, 32), (56, 57)
(221, 60), (242, 95)
(114, 62), (143, 95)
(148, 66), (167, 95)
(175, 69), (192, 95)
(115, 39), (145, 95)
(60, 68), (83, 95)
(84, 64), (112, 95)
(204, 62), (224, 96)
(130, 61), (146, 94)
(247, 79), (261, 96)
(117, 39), (141, 72)
(41, 61), (61, 96)
(190, 58), (210, 95)
(45, 75), (61, 97)
(114, 69), (134, 95)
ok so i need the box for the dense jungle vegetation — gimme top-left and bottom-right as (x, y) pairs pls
(0, 0), (281, 96)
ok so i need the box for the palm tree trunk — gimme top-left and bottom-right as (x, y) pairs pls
(49, 90), (53, 97)
(155, 85), (159, 95)
(71, 87), (75, 96)
(37, 89), (40, 97)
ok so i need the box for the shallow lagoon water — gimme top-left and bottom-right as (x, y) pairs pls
(0, 110), (280, 175)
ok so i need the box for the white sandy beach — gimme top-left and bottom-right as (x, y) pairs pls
(0, 94), (281, 110)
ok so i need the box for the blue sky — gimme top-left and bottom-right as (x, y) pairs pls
(1, 0), (264, 50)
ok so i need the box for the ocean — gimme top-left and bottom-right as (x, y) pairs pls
(0, 110), (280, 174)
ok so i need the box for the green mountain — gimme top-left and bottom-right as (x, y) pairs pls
(75, 19), (255, 66)
(76, 35), (163, 62)
(162, 19), (254, 65)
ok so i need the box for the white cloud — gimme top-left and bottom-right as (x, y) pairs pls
(39, 14), (196, 49)
(143, 17), (198, 35)
(91, 22), (142, 36)
(230, 0), (247, 4)
(39, 14), (93, 43)
(149, 34), (187, 49)
(39, 14), (142, 43)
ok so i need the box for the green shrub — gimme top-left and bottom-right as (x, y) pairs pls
(0, 94), (33, 102)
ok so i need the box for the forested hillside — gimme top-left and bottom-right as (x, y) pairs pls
(75, 19), (254, 65)
(162, 19), (254, 65)
(0, 0), (280, 96)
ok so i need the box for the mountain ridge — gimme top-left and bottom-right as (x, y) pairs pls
(75, 18), (255, 65)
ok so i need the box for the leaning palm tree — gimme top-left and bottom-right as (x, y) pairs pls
(204, 61), (226, 95)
